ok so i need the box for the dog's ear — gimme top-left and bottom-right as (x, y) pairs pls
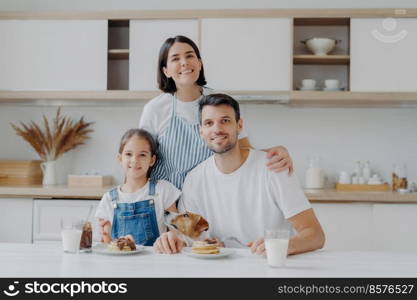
(195, 216), (209, 233)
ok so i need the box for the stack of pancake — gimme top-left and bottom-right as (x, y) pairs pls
(108, 235), (136, 251)
(191, 240), (220, 254)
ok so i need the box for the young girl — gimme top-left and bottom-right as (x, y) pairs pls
(95, 128), (180, 246)
(139, 35), (294, 191)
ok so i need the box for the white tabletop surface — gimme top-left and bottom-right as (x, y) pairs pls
(1, 243), (417, 278)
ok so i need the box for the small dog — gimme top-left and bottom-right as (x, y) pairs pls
(164, 211), (210, 246)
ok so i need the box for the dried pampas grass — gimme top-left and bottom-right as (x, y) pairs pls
(10, 108), (94, 161)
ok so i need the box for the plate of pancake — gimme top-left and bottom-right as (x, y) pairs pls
(182, 241), (235, 259)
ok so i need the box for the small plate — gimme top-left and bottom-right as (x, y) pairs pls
(182, 247), (235, 259)
(296, 87), (320, 91)
(92, 243), (145, 256)
(322, 87), (345, 91)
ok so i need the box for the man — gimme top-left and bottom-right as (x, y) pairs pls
(154, 93), (325, 255)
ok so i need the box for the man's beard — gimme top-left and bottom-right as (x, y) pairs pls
(207, 133), (238, 154)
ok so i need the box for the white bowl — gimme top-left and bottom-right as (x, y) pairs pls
(301, 38), (340, 56)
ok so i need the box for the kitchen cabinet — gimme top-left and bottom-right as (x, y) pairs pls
(201, 18), (291, 91)
(129, 19), (199, 91)
(33, 199), (100, 243)
(373, 204), (417, 251)
(0, 20), (107, 91)
(312, 203), (374, 251)
(312, 202), (417, 251)
(350, 18), (417, 92)
(0, 198), (33, 243)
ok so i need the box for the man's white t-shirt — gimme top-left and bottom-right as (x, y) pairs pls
(180, 149), (311, 246)
(95, 180), (181, 234)
(139, 87), (248, 139)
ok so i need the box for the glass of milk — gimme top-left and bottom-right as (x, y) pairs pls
(61, 218), (83, 253)
(264, 229), (290, 267)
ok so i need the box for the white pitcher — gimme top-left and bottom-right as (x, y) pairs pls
(41, 160), (57, 185)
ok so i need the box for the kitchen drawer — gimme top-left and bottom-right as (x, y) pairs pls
(33, 199), (100, 242)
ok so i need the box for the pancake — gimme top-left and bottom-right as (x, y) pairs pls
(191, 240), (220, 254)
(108, 236), (136, 251)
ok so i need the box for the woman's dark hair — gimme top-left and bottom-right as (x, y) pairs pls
(119, 128), (157, 178)
(157, 35), (207, 94)
(198, 93), (240, 124)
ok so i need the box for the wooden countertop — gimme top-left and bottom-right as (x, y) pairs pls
(0, 185), (417, 203)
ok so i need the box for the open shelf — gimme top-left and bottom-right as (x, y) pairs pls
(294, 18), (350, 26)
(107, 20), (129, 90)
(293, 54), (350, 65)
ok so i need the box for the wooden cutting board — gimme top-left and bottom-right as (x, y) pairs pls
(0, 160), (42, 185)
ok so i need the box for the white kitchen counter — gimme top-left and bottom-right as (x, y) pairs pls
(1, 243), (417, 277)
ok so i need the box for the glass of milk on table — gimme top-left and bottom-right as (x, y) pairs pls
(61, 218), (83, 253)
(264, 229), (290, 267)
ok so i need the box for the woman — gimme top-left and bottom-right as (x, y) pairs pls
(139, 35), (293, 189)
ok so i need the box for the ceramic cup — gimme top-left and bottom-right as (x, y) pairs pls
(324, 79), (340, 89)
(301, 79), (316, 90)
(338, 171), (351, 184)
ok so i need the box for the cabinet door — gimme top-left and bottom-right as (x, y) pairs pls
(312, 203), (374, 251)
(129, 19), (199, 91)
(351, 18), (417, 91)
(33, 199), (100, 242)
(201, 18), (291, 91)
(373, 204), (417, 251)
(0, 20), (107, 90)
(0, 198), (33, 243)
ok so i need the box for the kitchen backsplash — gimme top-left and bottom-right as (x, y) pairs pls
(1, 104), (416, 186)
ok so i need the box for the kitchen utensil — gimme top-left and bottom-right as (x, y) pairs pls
(324, 79), (340, 89)
(300, 37), (341, 56)
(301, 79), (316, 90)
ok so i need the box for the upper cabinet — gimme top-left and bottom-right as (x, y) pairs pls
(201, 18), (291, 91)
(351, 18), (417, 92)
(129, 19), (199, 91)
(0, 20), (108, 91)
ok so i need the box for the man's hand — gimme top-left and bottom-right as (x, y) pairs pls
(247, 239), (266, 256)
(153, 231), (184, 254)
(266, 146), (293, 175)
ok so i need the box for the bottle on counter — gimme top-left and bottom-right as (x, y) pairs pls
(363, 161), (371, 182)
(353, 161), (363, 178)
(305, 156), (325, 189)
(392, 163), (408, 191)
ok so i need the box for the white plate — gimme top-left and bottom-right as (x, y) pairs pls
(182, 247), (235, 259)
(322, 87), (345, 91)
(92, 243), (145, 256)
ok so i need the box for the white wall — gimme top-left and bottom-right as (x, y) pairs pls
(1, 104), (416, 186)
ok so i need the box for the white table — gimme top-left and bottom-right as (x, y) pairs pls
(1, 243), (417, 277)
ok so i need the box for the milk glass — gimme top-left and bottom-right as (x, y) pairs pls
(61, 218), (83, 253)
(264, 229), (290, 267)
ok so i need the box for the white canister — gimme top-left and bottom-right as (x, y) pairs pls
(41, 160), (57, 186)
(305, 157), (325, 189)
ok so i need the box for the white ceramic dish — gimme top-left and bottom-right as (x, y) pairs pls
(322, 87), (345, 91)
(297, 87), (320, 91)
(92, 243), (145, 256)
(182, 247), (235, 259)
(301, 37), (340, 56)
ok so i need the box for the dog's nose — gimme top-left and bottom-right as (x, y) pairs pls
(164, 210), (170, 216)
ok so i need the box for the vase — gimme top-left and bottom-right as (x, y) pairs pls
(41, 160), (57, 186)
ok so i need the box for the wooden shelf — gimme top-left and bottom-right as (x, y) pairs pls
(108, 49), (129, 60)
(290, 91), (417, 107)
(1, 90), (417, 107)
(294, 18), (349, 26)
(293, 54), (350, 65)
